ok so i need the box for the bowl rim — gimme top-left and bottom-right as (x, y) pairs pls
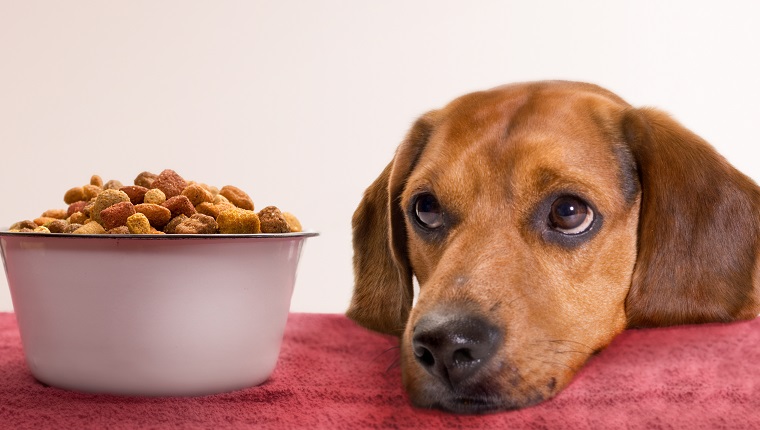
(0, 230), (319, 240)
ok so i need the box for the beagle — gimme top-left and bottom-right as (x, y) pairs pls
(347, 81), (760, 414)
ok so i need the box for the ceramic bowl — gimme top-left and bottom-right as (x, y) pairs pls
(0, 231), (316, 396)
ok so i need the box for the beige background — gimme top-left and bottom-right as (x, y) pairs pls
(2, 1), (760, 313)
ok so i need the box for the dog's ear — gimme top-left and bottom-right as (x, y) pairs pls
(623, 107), (760, 328)
(347, 113), (437, 336)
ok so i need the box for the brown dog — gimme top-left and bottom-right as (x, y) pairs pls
(347, 81), (760, 414)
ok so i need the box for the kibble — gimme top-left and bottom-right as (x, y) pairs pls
(162, 195), (196, 218)
(73, 221), (106, 235)
(82, 184), (102, 201)
(152, 169), (187, 199)
(67, 201), (88, 217)
(47, 219), (69, 233)
(126, 213), (151, 234)
(217, 208), (261, 234)
(68, 211), (88, 225)
(91, 189), (131, 224)
(135, 203), (172, 229)
(100, 201), (136, 230)
(283, 212), (302, 233)
(34, 217), (58, 227)
(258, 206), (290, 233)
(181, 184), (214, 207)
(143, 188), (166, 205)
(9, 220), (37, 232)
(220, 185), (254, 210)
(174, 213), (219, 234)
(120, 185), (149, 205)
(163, 215), (188, 234)
(64, 187), (86, 205)
(7, 169), (303, 236)
(134, 171), (157, 189)
(104, 179), (124, 190)
(107, 226), (130, 235)
(64, 223), (83, 233)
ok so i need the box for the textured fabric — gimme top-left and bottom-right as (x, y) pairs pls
(1, 312), (758, 429)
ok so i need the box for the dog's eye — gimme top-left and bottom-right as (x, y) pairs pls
(549, 196), (594, 235)
(414, 193), (444, 229)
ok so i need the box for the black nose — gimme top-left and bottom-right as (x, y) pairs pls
(412, 313), (502, 387)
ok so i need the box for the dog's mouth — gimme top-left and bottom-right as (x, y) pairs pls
(426, 389), (547, 414)
(433, 395), (504, 414)
(410, 371), (548, 414)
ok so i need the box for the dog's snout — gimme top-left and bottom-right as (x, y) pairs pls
(412, 313), (501, 387)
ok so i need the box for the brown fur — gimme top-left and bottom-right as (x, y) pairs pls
(347, 81), (760, 413)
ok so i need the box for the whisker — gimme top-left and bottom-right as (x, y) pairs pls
(372, 345), (401, 363)
(548, 349), (592, 356)
(533, 338), (596, 353)
(537, 359), (574, 371)
(385, 357), (402, 373)
(505, 292), (530, 310)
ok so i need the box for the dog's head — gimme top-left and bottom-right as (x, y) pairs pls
(347, 81), (760, 413)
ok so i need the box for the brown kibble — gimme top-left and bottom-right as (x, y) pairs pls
(104, 179), (123, 190)
(134, 203), (172, 229)
(106, 226), (130, 235)
(91, 189), (131, 224)
(33, 226), (51, 233)
(47, 219), (70, 233)
(82, 184), (102, 201)
(220, 185), (254, 210)
(174, 213), (219, 234)
(134, 171), (158, 189)
(100, 201), (136, 230)
(64, 187), (86, 205)
(152, 169), (187, 199)
(199, 183), (219, 197)
(213, 194), (230, 204)
(181, 184), (214, 207)
(162, 195), (196, 218)
(143, 188), (166, 205)
(67, 201), (88, 217)
(163, 215), (188, 234)
(120, 185), (149, 205)
(41, 208), (67, 219)
(258, 206), (290, 233)
(196, 202), (220, 219)
(282, 212), (302, 232)
(63, 223), (82, 233)
(9, 220), (37, 231)
(68, 212), (88, 225)
(90, 175), (104, 187)
(73, 221), (106, 235)
(33, 217), (58, 227)
(126, 213), (151, 234)
(217, 208), (260, 234)
(216, 202), (236, 213)
(81, 200), (95, 217)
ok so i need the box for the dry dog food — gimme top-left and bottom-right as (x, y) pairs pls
(8, 169), (303, 235)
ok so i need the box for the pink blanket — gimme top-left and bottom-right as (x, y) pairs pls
(1, 312), (758, 428)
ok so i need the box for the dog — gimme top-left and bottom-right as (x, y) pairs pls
(347, 81), (760, 414)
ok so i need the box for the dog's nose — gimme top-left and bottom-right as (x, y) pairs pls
(412, 313), (501, 387)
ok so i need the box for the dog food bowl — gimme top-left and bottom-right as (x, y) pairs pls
(0, 231), (317, 396)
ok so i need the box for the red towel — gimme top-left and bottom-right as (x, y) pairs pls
(1, 312), (758, 429)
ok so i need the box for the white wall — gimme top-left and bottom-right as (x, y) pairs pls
(2, 1), (759, 313)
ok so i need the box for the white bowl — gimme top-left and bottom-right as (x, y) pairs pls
(0, 231), (316, 396)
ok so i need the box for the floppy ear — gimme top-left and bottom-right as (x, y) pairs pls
(346, 113), (436, 336)
(623, 107), (760, 328)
